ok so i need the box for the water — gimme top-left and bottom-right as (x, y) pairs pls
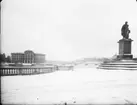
(1, 67), (137, 104)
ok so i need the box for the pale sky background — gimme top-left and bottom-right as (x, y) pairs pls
(1, 0), (137, 61)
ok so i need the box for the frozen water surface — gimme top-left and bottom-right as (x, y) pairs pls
(1, 67), (137, 104)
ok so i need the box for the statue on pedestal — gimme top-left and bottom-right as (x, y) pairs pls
(118, 21), (133, 59)
(121, 21), (130, 39)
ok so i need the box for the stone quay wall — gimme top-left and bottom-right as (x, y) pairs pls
(0, 65), (74, 76)
(0, 66), (55, 76)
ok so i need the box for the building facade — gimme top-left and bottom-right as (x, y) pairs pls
(35, 53), (45, 63)
(11, 53), (24, 63)
(24, 50), (35, 63)
(11, 50), (45, 64)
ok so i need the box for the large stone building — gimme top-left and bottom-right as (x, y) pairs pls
(34, 53), (45, 63)
(11, 50), (45, 64)
(11, 53), (24, 63)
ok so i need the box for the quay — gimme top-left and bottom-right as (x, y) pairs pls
(0, 66), (55, 76)
(0, 65), (74, 76)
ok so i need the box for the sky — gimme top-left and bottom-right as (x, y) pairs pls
(1, 0), (137, 61)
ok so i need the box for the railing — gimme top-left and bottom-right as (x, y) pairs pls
(0, 66), (55, 76)
(56, 66), (74, 71)
(0, 65), (74, 76)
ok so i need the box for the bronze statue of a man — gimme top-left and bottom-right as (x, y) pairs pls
(121, 21), (130, 39)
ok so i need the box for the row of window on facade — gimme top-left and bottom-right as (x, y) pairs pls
(11, 50), (45, 63)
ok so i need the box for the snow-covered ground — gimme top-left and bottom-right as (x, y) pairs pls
(1, 66), (137, 104)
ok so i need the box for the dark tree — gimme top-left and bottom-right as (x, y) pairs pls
(0, 53), (6, 63)
(6, 56), (11, 63)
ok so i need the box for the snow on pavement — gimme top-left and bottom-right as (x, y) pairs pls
(1, 67), (137, 104)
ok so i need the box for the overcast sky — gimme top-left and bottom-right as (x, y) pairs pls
(1, 0), (137, 61)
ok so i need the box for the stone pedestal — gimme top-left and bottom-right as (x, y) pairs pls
(117, 38), (133, 59)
